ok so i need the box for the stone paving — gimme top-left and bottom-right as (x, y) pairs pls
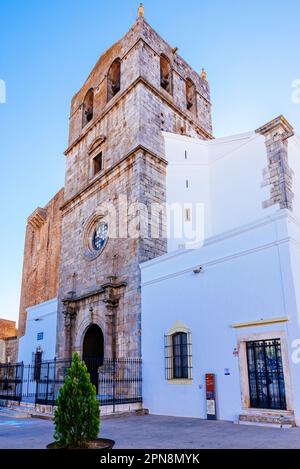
(1, 414), (300, 449)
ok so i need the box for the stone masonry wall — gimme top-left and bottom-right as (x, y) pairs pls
(68, 18), (212, 150)
(18, 189), (64, 337)
(57, 16), (212, 360)
(4, 337), (18, 364)
(57, 148), (167, 359)
(0, 319), (18, 363)
(0, 319), (17, 339)
(256, 116), (294, 210)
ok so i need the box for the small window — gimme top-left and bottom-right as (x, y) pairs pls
(82, 89), (94, 128)
(107, 58), (121, 102)
(185, 208), (191, 222)
(160, 55), (172, 95)
(186, 78), (196, 115)
(37, 332), (44, 341)
(93, 152), (103, 175)
(165, 328), (192, 381)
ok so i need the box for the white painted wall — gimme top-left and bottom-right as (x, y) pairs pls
(164, 131), (277, 252)
(141, 211), (300, 424)
(18, 298), (58, 365)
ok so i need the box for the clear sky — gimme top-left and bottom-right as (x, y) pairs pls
(0, 0), (299, 324)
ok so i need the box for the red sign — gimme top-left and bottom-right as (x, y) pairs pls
(205, 373), (216, 420)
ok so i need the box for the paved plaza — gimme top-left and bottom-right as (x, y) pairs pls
(1, 414), (300, 449)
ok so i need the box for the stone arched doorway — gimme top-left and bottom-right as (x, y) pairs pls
(82, 324), (104, 393)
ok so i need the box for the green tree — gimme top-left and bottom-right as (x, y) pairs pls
(54, 352), (100, 448)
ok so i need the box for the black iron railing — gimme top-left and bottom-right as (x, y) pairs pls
(0, 357), (142, 408)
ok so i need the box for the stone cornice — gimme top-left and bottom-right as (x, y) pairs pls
(60, 144), (167, 213)
(256, 115), (294, 140)
(65, 75), (213, 156)
(231, 317), (289, 329)
(88, 136), (106, 155)
(62, 281), (127, 304)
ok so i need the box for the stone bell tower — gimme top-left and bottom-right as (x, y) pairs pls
(56, 4), (213, 361)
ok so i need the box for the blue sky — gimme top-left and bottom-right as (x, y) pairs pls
(0, 0), (299, 323)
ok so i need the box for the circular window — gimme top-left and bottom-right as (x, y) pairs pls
(92, 222), (108, 251)
(83, 214), (109, 261)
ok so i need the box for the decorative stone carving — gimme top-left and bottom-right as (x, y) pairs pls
(88, 136), (106, 155)
(27, 207), (47, 230)
(62, 298), (78, 359)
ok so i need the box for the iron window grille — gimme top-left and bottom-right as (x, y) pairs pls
(164, 331), (192, 380)
(246, 338), (287, 411)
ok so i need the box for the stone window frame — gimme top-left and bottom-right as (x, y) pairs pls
(82, 211), (109, 261)
(237, 330), (294, 414)
(164, 321), (193, 385)
(88, 136), (106, 181)
(91, 151), (103, 177)
(74, 316), (107, 359)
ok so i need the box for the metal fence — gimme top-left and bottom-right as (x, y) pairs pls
(0, 357), (142, 409)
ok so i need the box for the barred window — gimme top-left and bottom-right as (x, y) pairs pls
(165, 326), (192, 381)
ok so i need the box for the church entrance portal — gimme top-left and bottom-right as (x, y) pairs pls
(82, 324), (104, 393)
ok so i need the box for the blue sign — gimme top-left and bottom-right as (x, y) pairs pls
(37, 332), (44, 341)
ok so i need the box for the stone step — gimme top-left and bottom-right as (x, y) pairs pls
(239, 413), (295, 428)
(0, 402), (146, 421)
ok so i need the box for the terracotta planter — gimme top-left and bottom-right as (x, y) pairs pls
(46, 438), (115, 450)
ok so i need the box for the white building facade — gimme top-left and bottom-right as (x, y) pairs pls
(18, 298), (58, 365)
(141, 116), (300, 426)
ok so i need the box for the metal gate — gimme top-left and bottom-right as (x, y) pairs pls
(35, 359), (70, 405)
(34, 357), (142, 407)
(246, 339), (286, 410)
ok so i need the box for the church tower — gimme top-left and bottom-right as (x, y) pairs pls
(56, 5), (213, 362)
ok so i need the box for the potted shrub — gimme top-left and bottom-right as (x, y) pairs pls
(47, 352), (114, 450)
